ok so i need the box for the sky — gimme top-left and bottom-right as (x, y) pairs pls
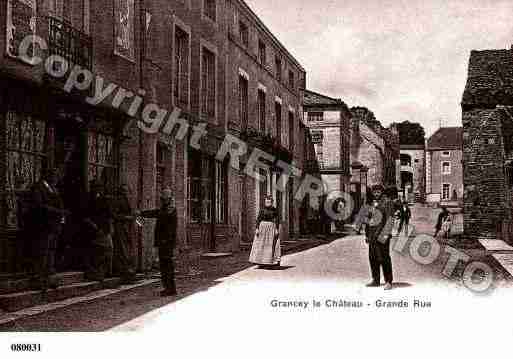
(245, 0), (513, 137)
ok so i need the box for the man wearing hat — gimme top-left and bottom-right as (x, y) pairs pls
(138, 187), (177, 296)
(28, 167), (68, 291)
(364, 184), (395, 290)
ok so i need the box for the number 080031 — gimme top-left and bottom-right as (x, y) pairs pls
(10, 344), (41, 352)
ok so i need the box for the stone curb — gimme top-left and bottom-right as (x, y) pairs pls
(0, 278), (160, 328)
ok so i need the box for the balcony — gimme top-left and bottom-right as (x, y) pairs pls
(48, 16), (92, 70)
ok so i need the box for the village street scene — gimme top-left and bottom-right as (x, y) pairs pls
(2, 0), (513, 343)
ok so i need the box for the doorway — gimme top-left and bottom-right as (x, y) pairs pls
(54, 117), (87, 271)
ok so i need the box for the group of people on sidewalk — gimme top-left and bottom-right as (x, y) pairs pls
(24, 168), (137, 292)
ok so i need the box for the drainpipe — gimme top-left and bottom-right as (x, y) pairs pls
(136, 4), (145, 272)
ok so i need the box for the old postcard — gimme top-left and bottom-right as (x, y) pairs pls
(0, 0), (513, 357)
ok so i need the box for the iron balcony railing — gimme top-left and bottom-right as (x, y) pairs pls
(48, 16), (92, 70)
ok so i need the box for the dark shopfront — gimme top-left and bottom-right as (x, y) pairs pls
(0, 78), (127, 276)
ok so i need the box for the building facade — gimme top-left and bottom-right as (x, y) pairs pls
(0, 0), (313, 276)
(461, 48), (513, 241)
(400, 145), (426, 202)
(426, 127), (463, 205)
(303, 90), (351, 196)
(350, 107), (400, 192)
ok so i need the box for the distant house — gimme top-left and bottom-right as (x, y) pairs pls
(426, 127), (463, 205)
(303, 90), (352, 195)
(461, 48), (513, 240)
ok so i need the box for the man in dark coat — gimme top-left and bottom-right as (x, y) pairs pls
(138, 187), (177, 297)
(28, 167), (68, 291)
(112, 184), (136, 284)
(365, 184), (395, 290)
(397, 200), (412, 237)
(83, 181), (114, 282)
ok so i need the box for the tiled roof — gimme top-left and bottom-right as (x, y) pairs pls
(427, 127), (463, 150)
(462, 49), (513, 107)
(303, 89), (344, 107)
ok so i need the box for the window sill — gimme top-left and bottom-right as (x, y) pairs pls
(114, 51), (136, 64)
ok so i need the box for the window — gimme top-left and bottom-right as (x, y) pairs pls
(215, 160), (227, 224)
(203, 0), (216, 22)
(88, 131), (117, 194)
(442, 151), (451, 157)
(143, 10), (154, 58)
(114, 0), (135, 60)
(442, 161), (451, 175)
(187, 149), (202, 223)
(7, 0), (38, 60)
(316, 145), (324, 169)
(400, 154), (412, 166)
(289, 111), (295, 151)
(174, 26), (190, 107)
(239, 74), (249, 129)
(311, 130), (323, 144)
(5, 112), (47, 227)
(308, 112), (323, 122)
(442, 184), (451, 200)
(259, 40), (266, 66)
(201, 47), (216, 118)
(275, 101), (282, 145)
(239, 21), (249, 47)
(288, 70), (295, 89)
(258, 89), (266, 133)
(275, 56), (282, 82)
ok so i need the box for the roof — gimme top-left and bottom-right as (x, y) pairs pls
(427, 127), (463, 150)
(303, 89), (344, 107)
(462, 49), (513, 108)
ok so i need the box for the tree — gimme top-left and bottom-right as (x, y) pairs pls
(392, 121), (425, 146)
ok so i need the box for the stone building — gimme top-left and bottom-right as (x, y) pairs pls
(0, 0), (315, 279)
(303, 90), (352, 196)
(350, 107), (400, 194)
(461, 48), (513, 241)
(426, 127), (463, 205)
(400, 145), (426, 202)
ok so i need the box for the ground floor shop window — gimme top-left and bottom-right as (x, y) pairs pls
(187, 149), (227, 224)
(187, 148), (203, 223)
(5, 111), (47, 228)
(87, 131), (117, 193)
(215, 160), (227, 224)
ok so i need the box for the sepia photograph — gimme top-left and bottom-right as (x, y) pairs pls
(1, 0), (513, 357)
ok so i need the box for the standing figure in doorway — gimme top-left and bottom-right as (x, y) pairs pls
(28, 167), (68, 291)
(138, 188), (177, 297)
(249, 195), (281, 268)
(83, 180), (114, 282)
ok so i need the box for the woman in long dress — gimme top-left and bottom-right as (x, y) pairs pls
(249, 196), (281, 268)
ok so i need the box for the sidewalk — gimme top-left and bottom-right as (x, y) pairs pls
(0, 236), (330, 331)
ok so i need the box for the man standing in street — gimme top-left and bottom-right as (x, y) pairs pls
(138, 188), (177, 297)
(28, 167), (68, 291)
(398, 200), (412, 237)
(365, 184), (395, 290)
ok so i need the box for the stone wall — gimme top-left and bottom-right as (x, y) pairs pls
(463, 108), (511, 239)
